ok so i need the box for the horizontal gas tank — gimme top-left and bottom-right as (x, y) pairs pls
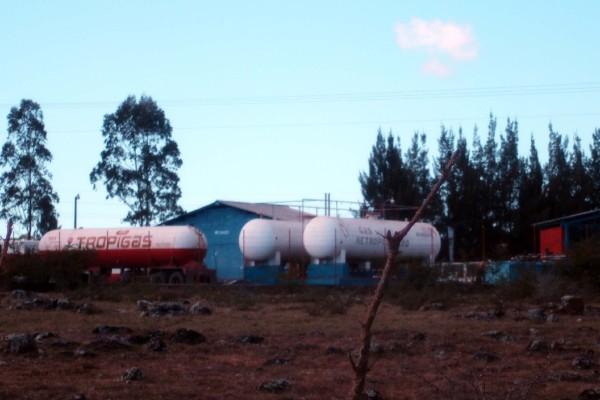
(38, 226), (207, 267)
(239, 219), (308, 261)
(303, 217), (440, 260)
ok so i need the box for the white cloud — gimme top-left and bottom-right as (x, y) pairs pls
(421, 58), (453, 77)
(395, 18), (478, 60)
(394, 18), (478, 77)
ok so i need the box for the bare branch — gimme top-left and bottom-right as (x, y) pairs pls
(348, 150), (460, 400)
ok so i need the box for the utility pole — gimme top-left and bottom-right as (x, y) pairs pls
(74, 194), (80, 229)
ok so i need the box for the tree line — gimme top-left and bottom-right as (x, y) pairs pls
(0, 96), (183, 239)
(360, 114), (600, 260)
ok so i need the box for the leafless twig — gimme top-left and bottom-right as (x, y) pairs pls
(348, 150), (459, 399)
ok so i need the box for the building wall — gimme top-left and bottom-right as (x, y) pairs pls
(539, 226), (563, 255)
(163, 206), (258, 280)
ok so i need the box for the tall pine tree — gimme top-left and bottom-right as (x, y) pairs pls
(516, 137), (544, 253)
(569, 135), (593, 212)
(497, 118), (521, 251)
(359, 129), (413, 219)
(544, 125), (571, 218)
(589, 129), (600, 208)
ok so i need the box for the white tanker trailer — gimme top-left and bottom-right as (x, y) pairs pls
(38, 226), (213, 283)
(238, 219), (309, 266)
(303, 216), (441, 264)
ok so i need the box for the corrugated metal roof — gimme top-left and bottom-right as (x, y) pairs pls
(216, 200), (313, 220)
(162, 199), (313, 225)
(532, 209), (600, 227)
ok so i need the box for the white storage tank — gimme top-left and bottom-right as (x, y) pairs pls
(303, 216), (440, 262)
(239, 219), (308, 264)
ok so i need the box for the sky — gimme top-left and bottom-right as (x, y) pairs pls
(1, 1), (599, 232)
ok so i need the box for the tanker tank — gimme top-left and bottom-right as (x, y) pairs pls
(239, 219), (308, 265)
(303, 216), (440, 263)
(38, 226), (210, 283)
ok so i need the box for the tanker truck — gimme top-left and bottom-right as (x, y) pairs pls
(38, 226), (214, 284)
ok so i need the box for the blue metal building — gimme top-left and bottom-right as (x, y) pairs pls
(161, 200), (308, 281)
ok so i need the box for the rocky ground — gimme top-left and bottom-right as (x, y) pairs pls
(1, 286), (600, 399)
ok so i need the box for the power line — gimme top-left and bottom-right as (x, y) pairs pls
(39, 111), (600, 134)
(1, 82), (600, 109)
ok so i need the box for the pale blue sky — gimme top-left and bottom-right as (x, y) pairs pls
(1, 1), (599, 231)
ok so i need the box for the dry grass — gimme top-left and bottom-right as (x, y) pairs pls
(0, 285), (599, 399)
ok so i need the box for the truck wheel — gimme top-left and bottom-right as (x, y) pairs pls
(149, 272), (166, 284)
(168, 271), (186, 285)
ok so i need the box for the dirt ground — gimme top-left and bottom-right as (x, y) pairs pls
(0, 285), (599, 400)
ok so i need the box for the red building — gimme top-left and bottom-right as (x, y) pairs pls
(533, 209), (600, 255)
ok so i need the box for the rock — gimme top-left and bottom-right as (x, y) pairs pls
(136, 300), (152, 311)
(546, 313), (559, 323)
(190, 302), (212, 315)
(528, 328), (539, 337)
(481, 330), (509, 341)
(47, 338), (80, 349)
(127, 334), (151, 345)
(85, 336), (132, 352)
(527, 339), (549, 353)
(74, 348), (97, 358)
(258, 378), (290, 393)
(172, 328), (205, 345)
(489, 304), (505, 318)
(264, 357), (290, 366)
(550, 339), (566, 351)
(364, 389), (384, 400)
(34, 332), (56, 342)
(473, 351), (500, 363)
(388, 342), (408, 354)
(5, 334), (37, 354)
(550, 371), (583, 382)
(72, 395), (87, 400)
(128, 330), (165, 345)
(370, 343), (385, 354)
(239, 335), (264, 344)
(93, 325), (133, 335)
(419, 302), (446, 311)
(76, 303), (98, 314)
(573, 352), (595, 370)
(122, 367), (143, 382)
(411, 332), (426, 342)
(137, 300), (188, 317)
(55, 298), (73, 310)
(434, 349), (447, 359)
(527, 308), (546, 323)
(578, 388), (600, 400)
(560, 295), (585, 315)
(147, 337), (166, 352)
(325, 346), (345, 355)
(10, 289), (30, 299)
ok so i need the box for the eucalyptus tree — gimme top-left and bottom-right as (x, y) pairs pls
(0, 99), (58, 239)
(90, 95), (183, 226)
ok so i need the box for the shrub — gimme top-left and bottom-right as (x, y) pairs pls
(561, 236), (600, 288)
(304, 292), (353, 316)
(0, 251), (91, 290)
(495, 268), (537, 301)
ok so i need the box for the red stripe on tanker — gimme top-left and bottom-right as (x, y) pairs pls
(38, 226), (208, 267)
